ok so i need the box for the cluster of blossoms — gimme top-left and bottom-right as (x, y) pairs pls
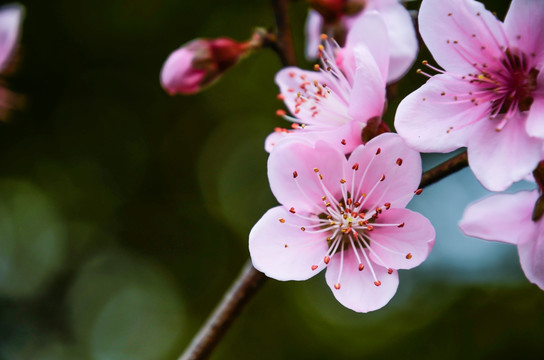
(162, 0), (544, 311)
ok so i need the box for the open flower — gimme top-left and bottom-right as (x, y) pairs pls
(395, 0), (544, 191)
(267, 11), (389, 153)
(305, 0), (418, 83)
(250, 133), (435, 312)
(460, 189), (544, 290)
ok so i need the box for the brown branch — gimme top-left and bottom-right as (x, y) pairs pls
(419, 150), (468, 188)
(178, 259), (267, 360)
(179, 150), (469, 360)
(270, 0), (297, 66)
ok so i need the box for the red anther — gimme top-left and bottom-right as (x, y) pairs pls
(284, 244), (288, 248)
(351, 211), (357, 217)
(376, 207), (382, 214)
(294, 108), (301, 114)
(346, 198), (352, 206)
(387, 268), (393, 274)
(397, 222), (405, 228)
(324, 256), (330, 264)
(274, 127), (283, 132)
(334, 283), (341, 290)
(358, 264), (364, 271)
(374, 281), (382, 286)
(311, 265), (318, 271)
(277, 93), (285, 100)
(293, 171), (298, 178)
(380, 174), (386, 181)
(376, 148), (381, 155)
(396, 158), (403, 166)
(352, 163), (359, 170)
(414, 189), (423, 195)
(344, 227), (352, 235)
(366, 225), (374, 231)
(341, 139), (347, 145)
(291, 123), (299, 129)
(289, 72), (295, 78)
(406, 253), (413, 259)
(289, 207), (296, 214)
(313, 64), (320, 71)
(384, 202), (391, 210)
(313, 168), (319, 173)
(354, 202), (361, 207)
(279, 218), (285, 223)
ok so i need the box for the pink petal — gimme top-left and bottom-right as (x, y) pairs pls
(325, 249), (399, 313)
(459, 190), (538, 245)
(160, 46), (205, 95)
(418, 0), (506, 74)
(347, 45), (386, 124)
(274, 67), (350, 125)
(370, 1), (418, 82)
(304, 10), (323, 60)
(347, 133), (421, 209)
(518, 223), (544, 290)
(368, 208), (435, 270)
(265, 120), (363, 154)
(467, 114), (542, 191)
(0, 4), (23, 71)
(395, 74), (487, 153)
(504, 0), (544, 64)
(268, 139), (346, 213)
(525, 73), (544, 139)
(249, 206), (329, 281)
(344, 11), (389, 82)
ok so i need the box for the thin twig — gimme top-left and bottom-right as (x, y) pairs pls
(270, 0), (297, 66)
(419, 150), (468, 188)
(178, 259), (267, 360)
(178, 149), (469, 360)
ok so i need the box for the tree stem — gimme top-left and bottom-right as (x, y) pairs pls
(269, 0), (297, 66)
(178, 259), (267, 360)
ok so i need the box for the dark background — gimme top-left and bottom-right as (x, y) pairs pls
(0, 0), (542, 359)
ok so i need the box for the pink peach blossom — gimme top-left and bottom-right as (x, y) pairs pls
(250, 133), (435, 312)
(267, 11), (389, 153)
(160, 38), (247, 95)
(305, 0), (418, 83)
(395, 0), (544, 192)
(460, 189), (544, 290)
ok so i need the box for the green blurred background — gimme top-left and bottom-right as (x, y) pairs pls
(0, 0), (542, 359)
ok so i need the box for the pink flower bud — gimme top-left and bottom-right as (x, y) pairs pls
(160, 37), (246, 95)
(307, 0), (364, 24)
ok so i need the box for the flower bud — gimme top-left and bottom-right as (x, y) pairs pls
(160, 37), (247, 95)
(307, 0), (364, 24)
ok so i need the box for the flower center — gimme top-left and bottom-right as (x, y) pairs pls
(489, 48), (539, 116)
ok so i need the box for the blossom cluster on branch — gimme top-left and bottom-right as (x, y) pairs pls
(161, 0), (544, 313)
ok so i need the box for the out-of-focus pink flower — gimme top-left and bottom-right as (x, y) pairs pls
(460, 189), (544, 290)
(250, 133), (435, 312)
(160, 38), (247, 95)
(395, 0), (544, 192)
(305, 0), (418, 83)
(267, 11), (389, 153)
(0, 4), (23, 72)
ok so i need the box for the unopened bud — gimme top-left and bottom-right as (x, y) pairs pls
(307, 0), (364, 24)
(160, 37), (247, 95)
